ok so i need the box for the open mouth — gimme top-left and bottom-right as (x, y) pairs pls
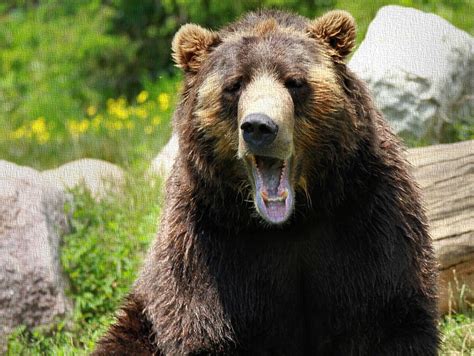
(246, 155), (294, 224)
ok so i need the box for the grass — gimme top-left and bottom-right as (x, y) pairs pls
(7, 167), (164, 355)
(441, 313), (474, 355)
(0, 74), (179, 170)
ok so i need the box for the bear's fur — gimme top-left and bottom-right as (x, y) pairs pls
(94, 10), (439, 355)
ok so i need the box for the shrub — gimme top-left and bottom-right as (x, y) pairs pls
(7, 170), (164, 355)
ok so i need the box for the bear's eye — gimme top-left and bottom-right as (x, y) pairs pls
(224, 80), (242, 94)
(284, 78), (306, 90)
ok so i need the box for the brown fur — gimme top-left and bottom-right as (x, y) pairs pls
(308, 10), (357, 60)
(94, 10), (439, 355)
(172, 24), (220, 73)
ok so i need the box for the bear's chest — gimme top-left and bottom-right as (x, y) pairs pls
(211, 238), (307, 353)
(213, 226), (393, 350)
(177, 221), (400, 354)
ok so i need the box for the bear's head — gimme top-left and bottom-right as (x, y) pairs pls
(172, 10), (365, 226)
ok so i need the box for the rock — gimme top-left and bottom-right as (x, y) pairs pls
(148, 133), (179, 179)
(42, 158), (125, 201)
(349, 5), (474, 141)
(0, 161), (72, 350)
(407, 140), (474, 314)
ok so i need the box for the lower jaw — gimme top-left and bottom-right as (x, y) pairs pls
(255, 189), (294, 224)
(248, 155), (294, 225)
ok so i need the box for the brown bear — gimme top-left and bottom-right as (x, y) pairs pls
(94, 10), (439, 355)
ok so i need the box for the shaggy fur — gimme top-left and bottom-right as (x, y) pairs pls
(94, 9), (439, 355)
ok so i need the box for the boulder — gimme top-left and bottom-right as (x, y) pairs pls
(42, 158), (125, 201)
(349, 5), (474, 141)
(407, 140), (474, 314)
(0, 161), (72, 350)
(148, 133), (179, 179)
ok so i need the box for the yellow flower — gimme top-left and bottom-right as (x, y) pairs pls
(78, 119), (89, 133)
(117, 97), (127, 107)
(67, 119), (89, 136)
(152, 116), (161, 126)
(144, 125), (154, 135)
(134, 108), (148, 119)
(108, 105), (129, 119)
(111, 121), (123, 130)
(107, 97), (129, 119)
(37, 132), (50, 144)
(31, 117), (46, 134)
(158, 93), (170, 111)
(92, 115), (103, 129)
(10, 126), (27, 140)
(117, 107), (129, 119)
(106, 98), (115, 108)
(67, 120), (79, 136)
(87, 105), (97, 116)
(137, 90), (149, 104)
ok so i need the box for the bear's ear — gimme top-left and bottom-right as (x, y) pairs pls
(308, 10), (356, 60)
(172, 24), (220, 73)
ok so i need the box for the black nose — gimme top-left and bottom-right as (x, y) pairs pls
(240, 113), (278, 149)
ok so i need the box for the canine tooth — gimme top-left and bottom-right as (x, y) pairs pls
(279, 190), (288, 199)
(251, 155), (257, 166)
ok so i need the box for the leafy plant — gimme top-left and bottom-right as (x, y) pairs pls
(8, 169), (164, 354)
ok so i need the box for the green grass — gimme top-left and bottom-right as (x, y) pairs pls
(7, 169), (164, 355)
(0, 74), (179, 170)
(441, 313), (474, 355)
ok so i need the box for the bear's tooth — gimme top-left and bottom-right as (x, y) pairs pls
(279, 190), (288, 199)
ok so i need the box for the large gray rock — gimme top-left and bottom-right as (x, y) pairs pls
(0, 161), (72, 349)
(349, 5), (474, 140)
(148, 134), (179, 179)
(42, 158), (125, 201)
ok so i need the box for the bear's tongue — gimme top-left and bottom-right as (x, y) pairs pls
(253, 156), (293, 224)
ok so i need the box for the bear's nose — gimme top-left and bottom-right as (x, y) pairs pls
(240, 113), (278, 149)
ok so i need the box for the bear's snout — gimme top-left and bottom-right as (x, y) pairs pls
(241, 113), (279, 151)
(238, 73), (294, 161)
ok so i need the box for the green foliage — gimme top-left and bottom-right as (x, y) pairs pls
(90, 0), (474, 91)
(0, 74), (178, 169)
(0, 1), (138, 148)
(440, 120), (474, 143)
(440, 313), (474, 354)
(1, 0), (472, 157)
(7, 170), (164, 355)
